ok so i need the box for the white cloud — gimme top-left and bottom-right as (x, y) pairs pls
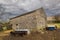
(41, 0), (60, 16)
(0, 0), (42, 22)
(0, 0), (60, 21)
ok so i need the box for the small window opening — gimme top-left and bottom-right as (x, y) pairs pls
(16, 24), (18, 26)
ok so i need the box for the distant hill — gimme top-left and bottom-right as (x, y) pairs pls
(47, 13), (60, 22)
(54, 14), (60, 21)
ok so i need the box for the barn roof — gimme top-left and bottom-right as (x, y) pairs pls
(10, 9), (36, 20)
(10, 8), (44, 20)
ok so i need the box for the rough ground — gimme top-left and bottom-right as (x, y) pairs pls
(0, 30), (60, 40)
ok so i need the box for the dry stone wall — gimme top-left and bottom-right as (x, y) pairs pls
(10, 8), (47, 32)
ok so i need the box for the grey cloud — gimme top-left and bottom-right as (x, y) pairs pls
(41, 0), (60, 17)
(0, 0), (60, 22)
(0, 0), (42, 22)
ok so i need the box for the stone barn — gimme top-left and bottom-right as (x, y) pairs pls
(10, 8), (47, 34)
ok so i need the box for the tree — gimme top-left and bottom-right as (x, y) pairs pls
(54, 14), (60, 21)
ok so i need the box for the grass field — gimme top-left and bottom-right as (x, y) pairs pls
(0, 30), (60, 40)
(0, 23), (60, 40)
(55, 23), (60, 29)
(48, 23), (60, 29)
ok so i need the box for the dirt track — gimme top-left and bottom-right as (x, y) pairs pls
(0, 30), (60, 40)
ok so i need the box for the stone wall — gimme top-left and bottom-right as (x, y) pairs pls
(10, 8), (47, 32)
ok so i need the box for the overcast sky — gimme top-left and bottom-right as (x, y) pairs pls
(41, 0), (60, 16)
(0, 0), (60, 22)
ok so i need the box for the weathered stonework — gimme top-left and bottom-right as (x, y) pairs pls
(10, 8), (47, 32)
